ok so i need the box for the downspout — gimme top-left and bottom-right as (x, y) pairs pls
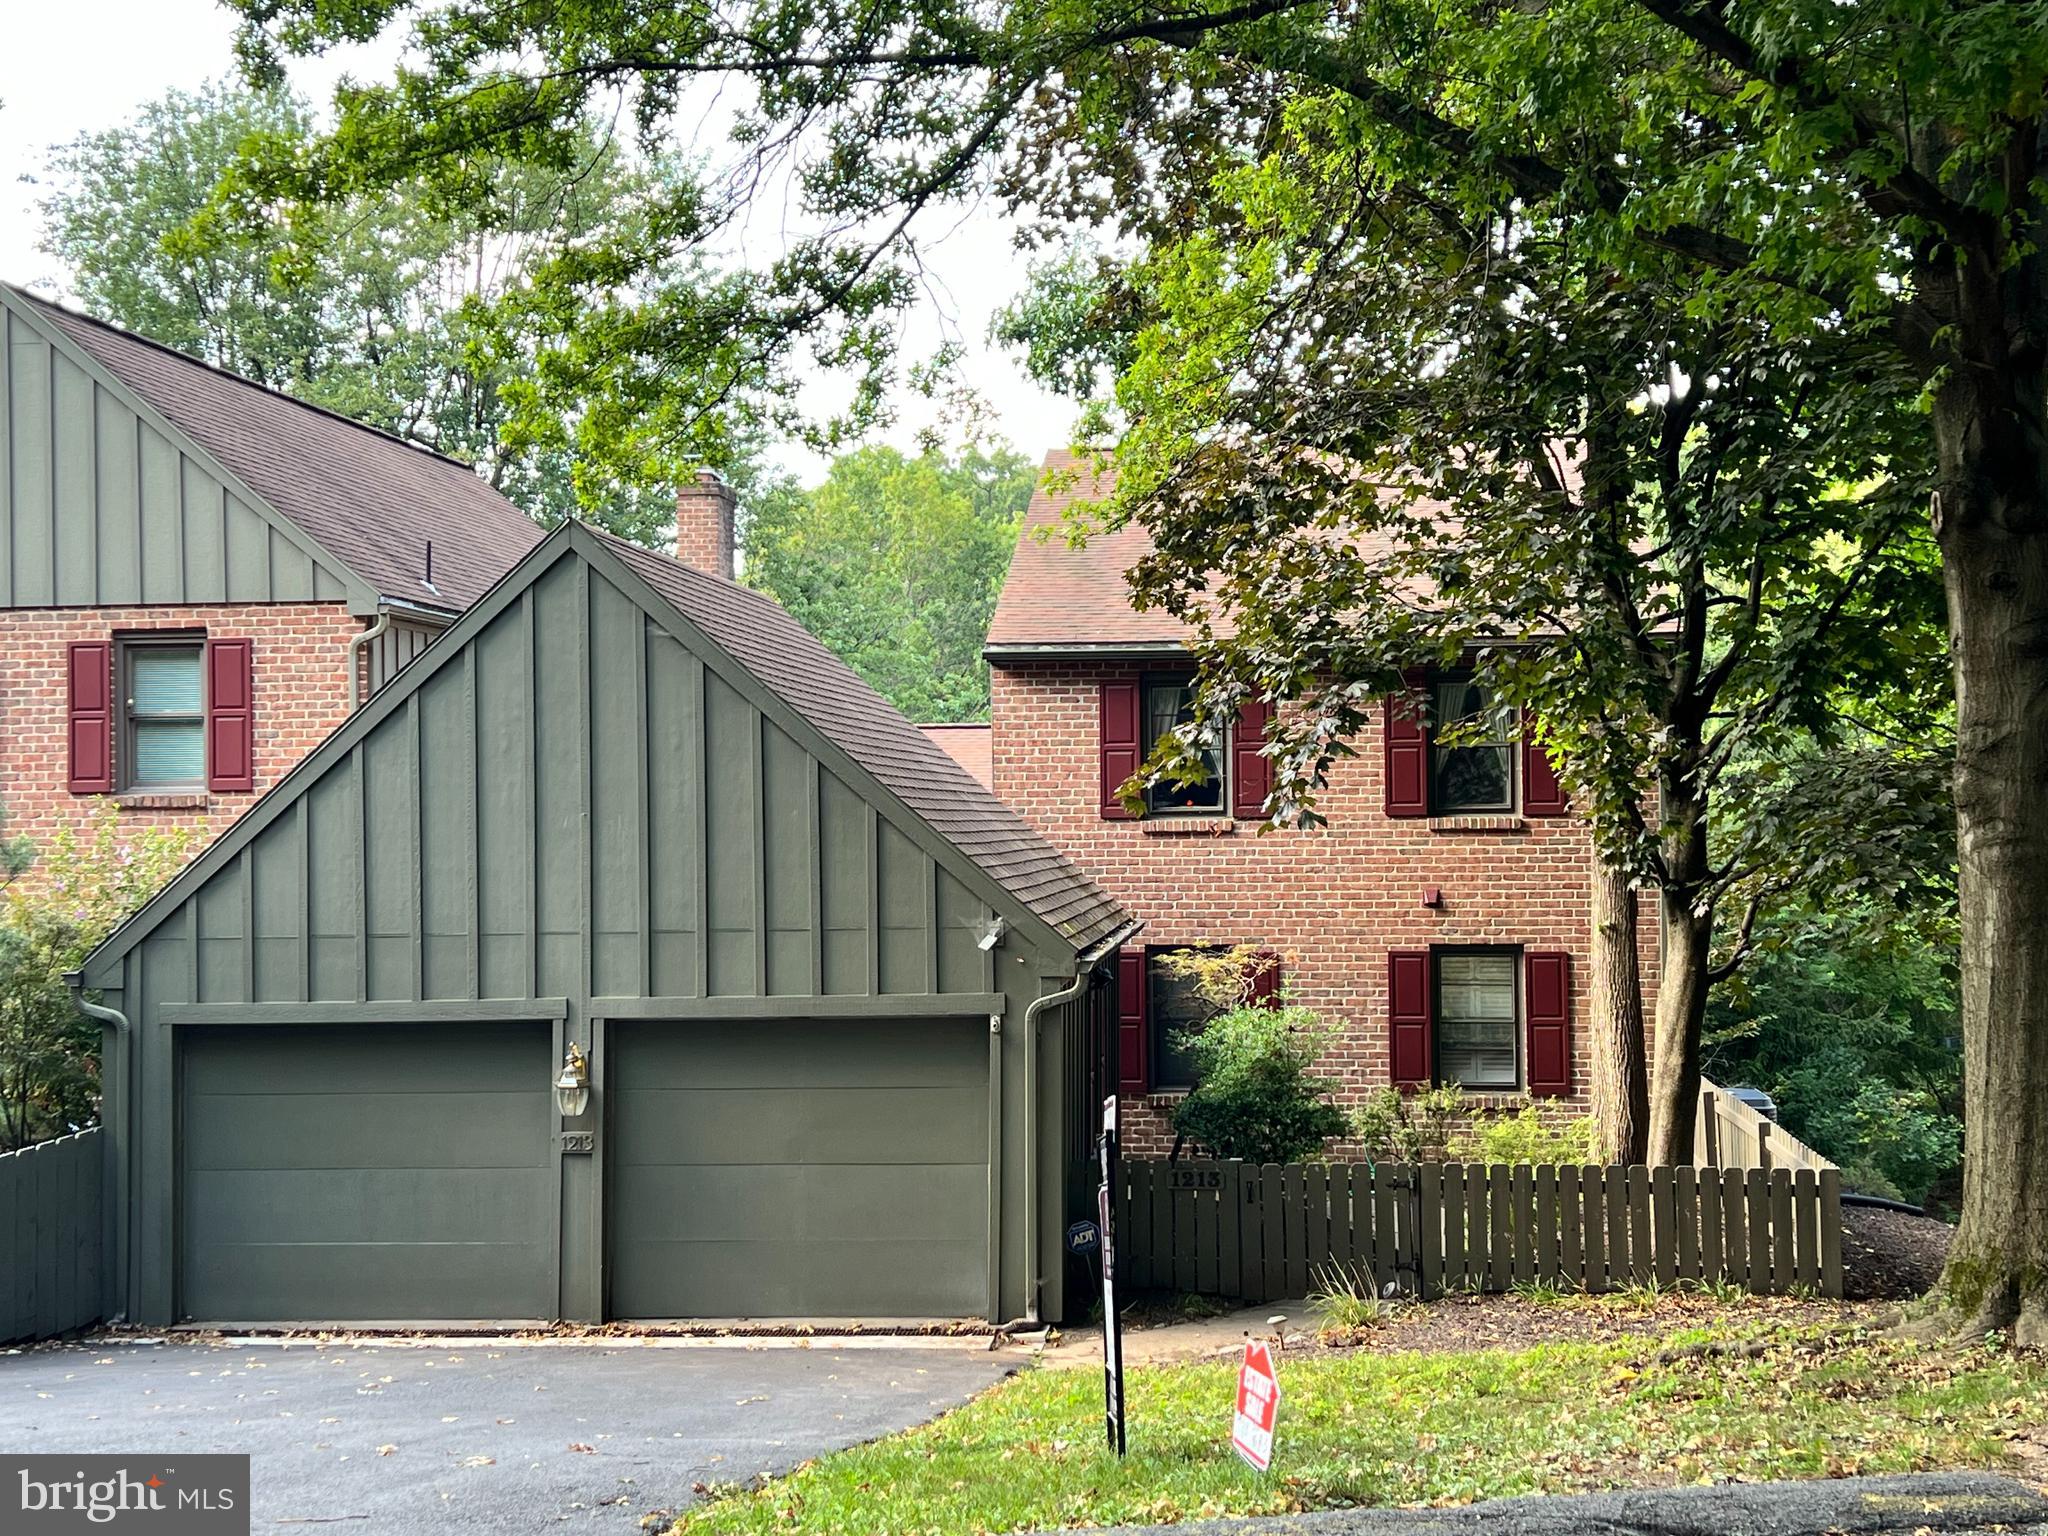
(1016, 917), (1144, 1325)
(1019, 970), (1089, 1325)
(346, 611), (393, 708)
(65, 973), (130, 1324)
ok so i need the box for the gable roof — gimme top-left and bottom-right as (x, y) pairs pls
(83, 522), (1130, 985)
(4, 284), (546, 616)
(989, 448), (1473, 656)
(986, 450), (1195, 653)
(595, 531), (1129, 955)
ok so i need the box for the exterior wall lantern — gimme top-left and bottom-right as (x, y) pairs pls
(554, 1042), (591, 1118)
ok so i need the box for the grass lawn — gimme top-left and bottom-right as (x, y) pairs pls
(672, 1324), (2046, 1535)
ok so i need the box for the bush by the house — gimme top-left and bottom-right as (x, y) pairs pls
(1159, 945), (1348, 1164)
(1352, 1087), (1595, 1166)
(1447, 1103), (1598, 1165)
(1351, 1084), (1465, 1163)
(0, 805), (193, 1150)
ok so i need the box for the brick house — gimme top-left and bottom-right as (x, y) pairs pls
(987, 450), (1655, 1153)
(0, 284), (548, 858)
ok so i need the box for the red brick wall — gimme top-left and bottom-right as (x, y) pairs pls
(1, 603), (365, 862)
(992, 661), (1662, 1153)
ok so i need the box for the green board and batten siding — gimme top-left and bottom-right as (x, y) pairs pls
(83, 526), (1107, 1326)
(0, 292), (358, 609)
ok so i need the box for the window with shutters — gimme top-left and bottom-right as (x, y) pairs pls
(1141, 676), (1225, 814)
(1430, 675), (1517, 813)
(1147, 949), (1216, 1091)
(119, 636), (206, 791)
(1434, 949), (1520, 1091)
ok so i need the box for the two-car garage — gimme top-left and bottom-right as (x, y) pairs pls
(177, 1017), (993, 1324)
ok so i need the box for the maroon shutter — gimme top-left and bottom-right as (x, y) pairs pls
(1231, 698), (1273, 820)
(1100, 679), (1141, 820)
(205, 637), (255, 793)
(1246, 948), (1282, 1008)
(1384, 671), (1429, 817)
(1388, 949), (1432, 1088)
(1525, 950), (1573, 1096)
(1116, 946), (1150, 1095)
(66, 642), (113, 794)
(1522, 710), (1569, 816)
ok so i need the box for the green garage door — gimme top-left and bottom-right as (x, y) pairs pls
(179, 1022), (556, 1323)
(609, 1019), (990, 1319)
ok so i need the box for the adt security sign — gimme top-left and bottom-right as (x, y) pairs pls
(1231, 1338), (1281, 1472)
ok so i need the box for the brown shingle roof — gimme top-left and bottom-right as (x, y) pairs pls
(598, 530), (1130, 957)
(12, 286), (546, 614)
(987, 450), (1197, 651)
(918, 724), (993, 789)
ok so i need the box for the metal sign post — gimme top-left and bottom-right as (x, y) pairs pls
(1097, 1093), (1126, 1457)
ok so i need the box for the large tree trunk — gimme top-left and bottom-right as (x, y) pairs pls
(1930, 283), (2048, 1344)
(1588, 858), (1648, 1164)
(1646, 776), (1711, 1166)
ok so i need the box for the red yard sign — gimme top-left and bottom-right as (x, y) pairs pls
(1231, 1338), (1281, 1472)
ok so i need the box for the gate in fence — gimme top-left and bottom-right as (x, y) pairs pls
(1116, 1159), (1842, 1304)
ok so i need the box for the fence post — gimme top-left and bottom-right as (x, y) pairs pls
(1818, 1168), (1843, 1299)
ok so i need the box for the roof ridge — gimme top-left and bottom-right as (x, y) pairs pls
(3, 281), (488, 477)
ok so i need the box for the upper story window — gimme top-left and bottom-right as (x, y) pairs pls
(1142, 676), (1224, 815)
(121, 637), (205, 790)
(1435, 949), (1520, 1090)
(1431, 675), (1517, 813)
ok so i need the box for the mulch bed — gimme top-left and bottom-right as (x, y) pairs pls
(1841, 1203), (1953, 1302)
(1307, 1290), (1894, 1355)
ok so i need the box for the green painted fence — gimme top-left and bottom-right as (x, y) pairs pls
(1117, 1160), (1842, 1304)
(1, 1129), (104, 1345)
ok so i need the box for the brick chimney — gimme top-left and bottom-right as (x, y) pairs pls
(674, 471), (737, 578)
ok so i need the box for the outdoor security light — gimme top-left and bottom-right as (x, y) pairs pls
(976, 916), (1006, 952)
(554, 1042), (591, 1118)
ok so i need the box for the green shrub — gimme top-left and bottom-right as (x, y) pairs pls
(1, 805), (193, 1149)
(1169, 1003), (1349, 1164)
(1350, 1084), (1465, 1163)
(1447, 1103), (1597, 1165)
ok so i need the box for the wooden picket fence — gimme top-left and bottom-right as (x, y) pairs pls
(1115, 1159), (1842, 1304)
(1, 1128), (104, 1345)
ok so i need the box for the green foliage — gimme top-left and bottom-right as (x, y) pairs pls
(37, 78), (681, 539)
(741, 444), (1031, 721)
(989, 243), (1137, 401)
(1351, 1085), (1465, 1165)
(1168, 1003), (1348, 1165)
(1152, 943), (1280, 1014)
(1706, 910), (1962, 1208)
(1447, 1105), (1598, 1168)
(0, 807), (194, 1150)
(1307, 1264), (1393, 1333)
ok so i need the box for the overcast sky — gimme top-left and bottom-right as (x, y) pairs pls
(0, 0), (1080, 482)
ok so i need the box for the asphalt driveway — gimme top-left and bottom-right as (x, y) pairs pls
(0, 1337), (1014, 1533)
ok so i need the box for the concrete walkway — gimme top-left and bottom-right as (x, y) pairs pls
(1045, 1304), (1304, 1369)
